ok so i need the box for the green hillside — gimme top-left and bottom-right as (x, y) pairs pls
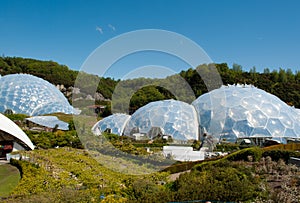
(3, 147), (168, 202)
(0, 164), (20, 197)
(3, 147), (300, 202)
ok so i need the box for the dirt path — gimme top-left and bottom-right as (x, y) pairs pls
(168, 170), (191, 181)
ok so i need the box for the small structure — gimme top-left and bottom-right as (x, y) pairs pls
(132, 133), (147, 141)
(87, 105), (106, 115)
(0, 113), (34, 158)
(163, 146), (205, 162)
(289, 157), (300, 167)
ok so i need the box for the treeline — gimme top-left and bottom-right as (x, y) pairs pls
(0, 56), (118, 99)
(0, 57), (77, 87)
(113, 63), (300, 113)
(1, 56), (300, 112)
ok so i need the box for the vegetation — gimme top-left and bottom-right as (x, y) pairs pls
(0, 57), (78, 87)
(1, 57), (300, 115)
(3, 147), (300, 202)
(4, 147), (168, 202)
(3, 114), (28, 122)
(1, 56), (300, 202)
(25, 130), (83, 149)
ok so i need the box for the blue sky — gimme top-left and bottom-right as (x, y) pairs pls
(1, 0), (300, 79)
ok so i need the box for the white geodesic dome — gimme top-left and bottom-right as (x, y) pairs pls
(92, 113), (131, 136)
(123, 100), (199, 140)
(0, 74), (75, 116)
(192, 85), (300, 143)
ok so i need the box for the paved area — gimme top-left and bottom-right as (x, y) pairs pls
(0, 158), (9, 165)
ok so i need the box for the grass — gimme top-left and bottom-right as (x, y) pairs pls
(0, 164), (20, 197)
(45, 113), (74, 123)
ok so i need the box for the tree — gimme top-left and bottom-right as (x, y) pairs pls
(232, 63), (243, 73)
(4, 109), (13, 115)
(263, 68), (270, 74)
(278, 68), (287, 83)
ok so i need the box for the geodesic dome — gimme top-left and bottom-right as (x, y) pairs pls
(123, 100), (199, 140)
(92, 113), (131, 136)
(0, 74), (75, 116)
(192, 85), (300, 143)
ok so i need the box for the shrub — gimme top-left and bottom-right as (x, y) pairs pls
(225, 147), (263, 162)
(262, 150), (300, 163)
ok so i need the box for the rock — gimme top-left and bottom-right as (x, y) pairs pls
(94, 92), (105, 101)
(86, 94), (94, 100)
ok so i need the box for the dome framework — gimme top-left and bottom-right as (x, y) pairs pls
(93, 85), (300, 144)
(0, 74), (75, 116)
(192, 85), (300, 143)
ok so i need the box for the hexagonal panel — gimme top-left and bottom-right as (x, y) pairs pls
(251, 127), (272, 137)
(266, 118), (285, 137)
(260, 102), (280, 117)
(247, 110), (268, 128)
(228, 106), (248, 121)
(232, 120), (254, 137)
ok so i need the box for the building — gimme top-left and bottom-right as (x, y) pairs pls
(92, 85), (300, 145)
(192, 85), (300, 144)
(0, 74), (76, 116)
(0, 113), (34, 158)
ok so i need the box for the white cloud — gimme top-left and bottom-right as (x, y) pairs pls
(96, 26), (103, 34)
(108, 24), (116, 31)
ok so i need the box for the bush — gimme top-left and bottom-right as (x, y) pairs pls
(214, 143), (240, 152)
(262, 150), (300, 163)
(225, 147), (263, 162)
(193, 147), (263, 172)
(173, 164), (266, 202)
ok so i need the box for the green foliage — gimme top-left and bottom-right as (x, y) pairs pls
(4, 114), (28, 121)
(125, 178), (173, 203)
(1, 57), (300, 112)
(0, 57), (118, 101)
(214, 143), (240, 152)
(7, 147), (300, 202)
(0, 57), (77, 87)
(7, 148), (169, 202)
(172, 163), (265, 202)
(25, 130), (83, 149)
(4, 109), (13, 115)
(262, 149), (300, 163)
(0, 164), (20, 197)
(162, 160), (204, 174)
(225, 147), (263, 162)
(193, 147), (263, 172)
(130, 86), (166, 111)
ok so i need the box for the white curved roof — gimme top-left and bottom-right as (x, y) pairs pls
(0, 113), (34, 150)
(0, 74), (75, 116)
